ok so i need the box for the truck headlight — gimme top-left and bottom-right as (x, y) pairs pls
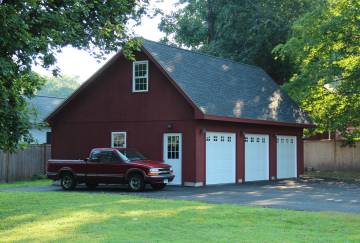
(148, 168), (161, 176)
(149, 168), (160, 173)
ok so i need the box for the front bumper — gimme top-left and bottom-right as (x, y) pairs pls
(144, 174), (175, 184)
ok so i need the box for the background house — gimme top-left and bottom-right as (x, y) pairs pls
(27, 95), (64, 144)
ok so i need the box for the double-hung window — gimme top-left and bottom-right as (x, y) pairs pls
(132, 60), (149, 92)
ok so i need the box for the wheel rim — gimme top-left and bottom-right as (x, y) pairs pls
(130, 177), (140, 190)
(62, 176), (72, 188)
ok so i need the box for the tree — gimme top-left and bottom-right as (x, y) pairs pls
(159, 0), (318, 84)
(0, 0), (149, 152)
(274, 0), (360, 142)
(37, 75), (80, 98)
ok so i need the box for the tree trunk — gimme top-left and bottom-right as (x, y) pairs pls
(207, 0), (216, 44)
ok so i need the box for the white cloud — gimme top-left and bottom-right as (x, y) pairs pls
(32, 0), (177, 83)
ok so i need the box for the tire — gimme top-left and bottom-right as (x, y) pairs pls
(151, 183), (166, 190)
(128, 173), (145, 192)
(60, 173), (76, 190)
(86, 183), (98, 190)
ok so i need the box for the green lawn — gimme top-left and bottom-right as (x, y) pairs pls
(0, 179), (52, 188)
(0, 191), (359, 242)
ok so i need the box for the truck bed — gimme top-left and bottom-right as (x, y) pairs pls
(47, 159), (86, 180)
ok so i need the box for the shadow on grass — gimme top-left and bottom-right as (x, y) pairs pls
(0, 193), (213, 242)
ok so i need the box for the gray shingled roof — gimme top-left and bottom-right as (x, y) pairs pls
(143, 40), (312, 125)
(27, 96), (64, 124)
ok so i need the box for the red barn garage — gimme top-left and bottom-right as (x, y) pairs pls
(46, 40), (313, 186)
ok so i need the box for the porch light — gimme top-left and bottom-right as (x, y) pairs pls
(201, 128), (206, 134)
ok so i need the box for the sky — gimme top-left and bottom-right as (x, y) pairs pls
(32, 0), (177, 83)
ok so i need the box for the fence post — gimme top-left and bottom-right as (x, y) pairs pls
(5, 152), (10, 182)
(43, 144), (46, 174)
(334, 139), (337, 169)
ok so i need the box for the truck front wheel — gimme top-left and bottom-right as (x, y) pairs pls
(128, 173), (144, 192)
(60, 173), (76, 190)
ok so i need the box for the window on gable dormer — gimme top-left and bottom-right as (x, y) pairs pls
(132, 60), (149, 92)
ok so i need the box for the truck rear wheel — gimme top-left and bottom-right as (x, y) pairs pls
(128, 173), (144, 192)
(60, 173), (76, 190)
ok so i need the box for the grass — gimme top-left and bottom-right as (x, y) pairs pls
(305, 170), (360, 182)
(0, 179), (52, 188)
(0, 191), (359, 242)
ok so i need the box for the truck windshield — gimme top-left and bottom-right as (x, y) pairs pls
(117, 149), (147, 162)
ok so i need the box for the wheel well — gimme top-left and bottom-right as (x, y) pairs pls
(59, 170), (74, 178)
(126, 170), (144, 180)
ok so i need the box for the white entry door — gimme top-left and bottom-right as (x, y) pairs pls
(245, 133), (269, 181)
(163, 133), (182, 185)
(277, 135), (297, 179)
(206, 132), (236, 185)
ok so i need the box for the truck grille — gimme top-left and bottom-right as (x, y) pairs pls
(158, 168), (171, 175)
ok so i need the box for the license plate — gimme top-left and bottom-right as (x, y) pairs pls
(163, 179), (169, 184)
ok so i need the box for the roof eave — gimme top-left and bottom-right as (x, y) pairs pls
(201, 114), (316, 128)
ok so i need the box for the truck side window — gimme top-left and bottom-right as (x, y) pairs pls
(90, 150), (101, 162)
(99, 151), (119, 163)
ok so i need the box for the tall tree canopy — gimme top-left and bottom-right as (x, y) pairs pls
(37, 75), (81, 98)
(274, 0), (360, 142)
(0, 0), (148, 152)
(159, 0), (318, 84)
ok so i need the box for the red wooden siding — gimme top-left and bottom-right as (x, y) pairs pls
(194, 120), (303, 184)
(49, 48), (306, 185)
(50, 51), (197, 184)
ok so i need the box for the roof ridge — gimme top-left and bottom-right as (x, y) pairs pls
(143, 39), (263, 71)
(34, 95), (66, 99)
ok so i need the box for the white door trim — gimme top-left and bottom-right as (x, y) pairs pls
(163, 133), (182, 185)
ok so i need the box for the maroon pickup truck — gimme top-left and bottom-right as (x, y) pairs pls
(47, 148), (174, 191)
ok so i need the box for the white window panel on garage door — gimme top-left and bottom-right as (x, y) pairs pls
(277, 135), (297, 179)
(206, 132), (236, 185)
(245, 134), (269, 182)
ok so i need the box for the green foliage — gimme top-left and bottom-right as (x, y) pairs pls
(0, 0), (149, 152)
(37, 75), (81, 98)
(274, 0), (360, 142)
(159, 0), (318, 84)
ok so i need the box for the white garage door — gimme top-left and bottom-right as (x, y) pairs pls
(206, 132), (236, 185)
(245, 134), (269, 181)
(277, 135), (297, 179)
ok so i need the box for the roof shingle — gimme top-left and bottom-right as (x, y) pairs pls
(143, 40), (312, 125)
(27, 96), (64, 124)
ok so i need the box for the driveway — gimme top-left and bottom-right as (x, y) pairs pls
(2, 178), (360, 213)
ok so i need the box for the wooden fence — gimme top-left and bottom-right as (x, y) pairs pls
(304, 140), (360, 171)
(0, 144), (51, 182)
(1, 141), (359, 182)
